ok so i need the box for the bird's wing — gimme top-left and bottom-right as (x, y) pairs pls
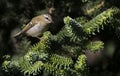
(21, 20), (37, 33)
(13, 19), (38, 37)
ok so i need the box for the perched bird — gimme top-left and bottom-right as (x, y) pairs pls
(14, 14), (53, 38)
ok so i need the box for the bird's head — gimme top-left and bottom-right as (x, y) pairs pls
(41, 14), (53, 24)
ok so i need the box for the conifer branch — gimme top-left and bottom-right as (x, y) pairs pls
(83, 7), (120, 35)
(85, 41), (104, 52)
(74, 54), (87, 72)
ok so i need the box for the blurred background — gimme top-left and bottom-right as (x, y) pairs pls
(0, 0), (120, 76)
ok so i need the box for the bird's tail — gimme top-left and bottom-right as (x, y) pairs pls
(13, 31), (22, 38)
(12, 31), (25, 42)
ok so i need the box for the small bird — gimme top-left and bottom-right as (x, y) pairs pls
(14, 14), (53, 38)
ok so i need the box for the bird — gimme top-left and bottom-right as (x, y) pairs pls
(13, 14), (53, 39)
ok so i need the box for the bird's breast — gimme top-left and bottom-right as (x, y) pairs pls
(26, 23), (47, 37)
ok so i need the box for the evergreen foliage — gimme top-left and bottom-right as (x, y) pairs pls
(83, 7), (120, 35)
(1, 0), (120, 76)
(75, 54), (87, 71)
(86, 41), (104, 52)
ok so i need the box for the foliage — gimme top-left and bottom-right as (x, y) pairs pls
(86, 41), (104, 52)
(1, 0), (120, 76)
(83, 7), (120, 35)
(74, 54), (88, 75)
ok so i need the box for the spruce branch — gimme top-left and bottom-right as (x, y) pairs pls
(85, 41), (104, 52)
(74, 54), (87, 72)
(19, 57), (43, 75)
(49, 54), (73, 69)
(43, 63), (66, 76)
(83, 7), (120, 35)
(2, 60), (19, 73)
(28, 31), (51, 52)
(18, 32), (52, 75)
(64, 16), (86, 42)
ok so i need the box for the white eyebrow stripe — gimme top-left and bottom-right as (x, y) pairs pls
(43, 14), (49, 18)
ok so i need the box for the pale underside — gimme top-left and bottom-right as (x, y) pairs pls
(26, 23), (48, 37)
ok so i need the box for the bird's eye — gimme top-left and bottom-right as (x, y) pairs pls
(45, 17), (50, 21)
(45, 17), (49, 20)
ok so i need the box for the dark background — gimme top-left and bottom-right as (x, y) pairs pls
(0, 0), (120, 76)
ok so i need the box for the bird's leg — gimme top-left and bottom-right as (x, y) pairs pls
(35, 36), (44, 42)
(36, 34), (43, 40)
